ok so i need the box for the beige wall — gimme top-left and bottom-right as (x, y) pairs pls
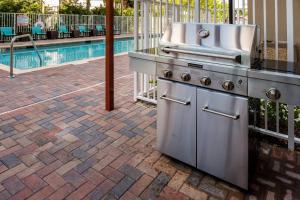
(248, 0), (299, 62)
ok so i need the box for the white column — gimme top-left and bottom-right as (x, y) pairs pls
(275, 0), (279, 60)
(166, 0), (169, 25)
(286, 0), (294, 62)
(263, 0), (267, 59)
(237, 0), (240, 24)
(144, 0), (150, 49)
(188, 0), (191, 22)
(252, 0), (256, 24)
(195, 0), (200, 22)
(214, 0), (217, 23)
(180, 0), (183, 22)
(205, 0), (209, 22)
(222, 0), (226, 23)
(242, 0), (245, 24)
(172, 0), (175, 22)
(160, 0), (163, 36)
(133, 0), (139, 102)
(134, 0), (139, 51)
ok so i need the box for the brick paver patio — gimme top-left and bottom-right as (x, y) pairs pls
(0, 55), (299, 200)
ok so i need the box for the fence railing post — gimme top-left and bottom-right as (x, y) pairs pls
(127, 17), (129, 34)
(13, 13), (16, 33)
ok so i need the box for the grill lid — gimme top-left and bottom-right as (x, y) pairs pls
(159, 23), (259, 68)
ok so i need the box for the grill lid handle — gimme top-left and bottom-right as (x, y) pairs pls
(161, 47), (242, 64)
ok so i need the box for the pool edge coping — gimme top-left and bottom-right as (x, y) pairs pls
(0, 34), (134, 49)
(0, 52), (129, 75)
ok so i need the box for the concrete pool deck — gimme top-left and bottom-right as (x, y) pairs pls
(0, 55), (299, 199)
(0, 34), (134, 49)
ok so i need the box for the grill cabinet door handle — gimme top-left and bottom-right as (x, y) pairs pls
(160, 95), (191, 105)
(162, 47), (241, 63)
(202, 106), (240, 120)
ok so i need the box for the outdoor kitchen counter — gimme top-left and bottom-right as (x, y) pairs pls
(128, 48), (159, 61)
(248, 59), (300, 86)
(129, 48), (158, 75)
(129, 49), (300, 86)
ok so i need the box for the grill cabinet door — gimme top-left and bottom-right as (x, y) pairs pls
(197, 88), (248, 189)
(157, 79), (197, 167)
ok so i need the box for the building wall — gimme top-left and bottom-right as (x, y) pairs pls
(248, 0), (299, 62)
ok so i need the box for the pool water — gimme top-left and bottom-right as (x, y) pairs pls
(0, 38), (134, 70)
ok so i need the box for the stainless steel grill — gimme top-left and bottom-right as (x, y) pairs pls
(155, 23), (259, 190)
(128, 22), (300, 190)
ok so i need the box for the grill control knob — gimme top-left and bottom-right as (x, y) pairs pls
(181, 73), (191, 81)
(222, 80), (235, 91)
(266, 88), (281, 101)
(163, 70), (173, 78)
(200, 77), (211, 86)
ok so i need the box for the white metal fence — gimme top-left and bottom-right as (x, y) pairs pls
(132, 0), (298, 150)
(0, 13), (135, 34)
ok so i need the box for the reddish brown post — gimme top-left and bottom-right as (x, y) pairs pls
(105, 0), (114, 111)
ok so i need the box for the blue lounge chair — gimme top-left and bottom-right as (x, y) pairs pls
(0, 27), (17, 42)
(95, 25), (105, 36)
(58, 25), (71, 38)
(32, 26), (46, 40)
(78, 25), (90, 37)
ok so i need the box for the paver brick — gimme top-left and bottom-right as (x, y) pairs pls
(0, 154), (22, 168)
(66, 181), (96, 200)
(186, 171), (204, 188)
(0, 163), (8, 174)
(16, 161), (44, 179)
(23, 174), (48, 192)
(167, 171), (189, 191)
(0, 163), (26, 183)
(19, 154), (39, 167)
(109, 176), (135, 199)
(93, 154), (117, 171)
(100, 166), (125, 183)
(44, 172), (66, 190)
(82, 168), (106, 186)
(2, 175), (25, 195)
(56, 159), (81, 175)
(0, 190), (11, 200)
(140, 172), (171, 200)
(88, 179), (115, 200)
(75, 157), (98, 174)
(136, 161), (159, 178)
(36, 159), (62, 177)
(9, 187), (32, 200)
(158, 186), (189, 200)
(129, 174), (153, 196)
(63, 170), (87, 188)
(120, 191), (140, 200)
(16, 137), (33, 147)
(72, 148), (91, 160)
(53, 149), (74, 163)
(110, 154), (132, 169)
(119, 164), (143, 181)
(180, 183), (208, 200)
(48, 183), (74, 200)
(27, 185), (55, 200)
(37, 151), (57, 165)
(0, 138), (17, 148)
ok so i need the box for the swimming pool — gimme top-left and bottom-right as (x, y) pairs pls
(0, 38), (134, 70)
